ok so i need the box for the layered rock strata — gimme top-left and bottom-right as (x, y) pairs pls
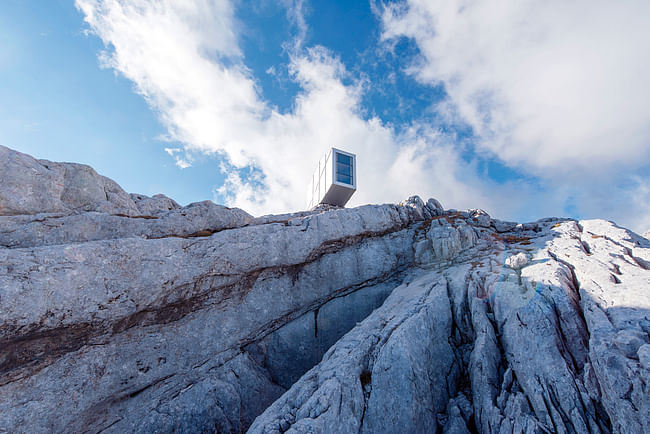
(0, 146), (648, 433)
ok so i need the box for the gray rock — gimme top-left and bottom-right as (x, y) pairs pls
(468, 209), (491, 228)
(399, 195), (428, 220)
(254, 278), (399, 389)
(0, 147), (255, 250)
(426, 197), (444, 216)
(492, 219), (518, 233)
(505, 252), (528, 269)
(1, 146), (649, 434)
(0, 145), (139, 216)
(0, 200), (253, 248)
(443, 396), (472, 434)
(0, 181), (421, 432)
(252, 217), (650, 434)
(248, 270), (465, 434)
(614, 330), (646, 359)
(638, 344), (650, 370)
(130, 193), (181, 215)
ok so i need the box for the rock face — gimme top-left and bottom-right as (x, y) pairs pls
(0, 146), (649, 433)
(0, 145), (138, 216)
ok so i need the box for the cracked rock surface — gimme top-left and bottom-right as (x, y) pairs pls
(251, 219), (650, 434)
(0, 146), (649, 433)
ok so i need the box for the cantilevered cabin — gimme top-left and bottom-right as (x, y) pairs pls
(307, 147), (357, 208)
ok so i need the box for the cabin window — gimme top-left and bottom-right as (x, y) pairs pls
(336, 152), (353, 185)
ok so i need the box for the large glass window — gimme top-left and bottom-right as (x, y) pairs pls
(336, 152), (353, 185)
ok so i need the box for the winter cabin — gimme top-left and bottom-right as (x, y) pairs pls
(307, 147), (357, 208)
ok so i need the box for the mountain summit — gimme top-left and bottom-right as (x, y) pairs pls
(1, 145), (648, 433)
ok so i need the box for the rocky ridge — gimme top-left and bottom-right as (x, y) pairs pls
(0, 145), (648, 433)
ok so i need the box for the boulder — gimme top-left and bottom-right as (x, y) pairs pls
(0, 145), (139, 216)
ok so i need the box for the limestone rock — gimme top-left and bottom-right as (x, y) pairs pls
(0, 146), (648, 434)
(0, 145), (139, 216)
(252, 219), (650, 434)
(0, 201), (253, 248)
(248, 270), (465, 434)
(426, 197), (444, 215)
(130, 193), (181, 215)
(399, 195), (428, 220)
(505, 252), (528, 269)
(639, 344), (650, 370)
(468, 208), (492, 228)
(492, 219), (518, 233)
(0, 146), (253, 248)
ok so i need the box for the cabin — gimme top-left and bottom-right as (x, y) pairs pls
(307, 147), (357, 208)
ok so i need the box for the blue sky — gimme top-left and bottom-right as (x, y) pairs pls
(1, 1), (649, 231)
(0, 0), (224, 204)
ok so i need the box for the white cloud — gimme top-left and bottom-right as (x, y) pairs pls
(381, 0), (650, 231)
(75, 0), (649, 232)
(76, 0), (520, 218)
(381, 0), (650, 174)
(164, 147), (192, 168)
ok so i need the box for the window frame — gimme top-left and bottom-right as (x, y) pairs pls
(332, 149), (356, 188)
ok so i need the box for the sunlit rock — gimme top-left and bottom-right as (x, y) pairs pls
(1, 146), (648, 433)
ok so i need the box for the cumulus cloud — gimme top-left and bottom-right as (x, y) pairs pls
(381, 0), (650, 174)
(75, 0), (649, 232)
(76, 0), (519, 218)
(381, 0), (650, 231)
